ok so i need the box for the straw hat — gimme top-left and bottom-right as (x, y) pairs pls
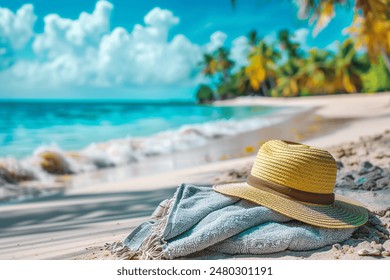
(213, 140), (368, 228)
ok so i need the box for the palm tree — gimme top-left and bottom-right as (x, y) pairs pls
(277, 59), (302, 96)
(201, 53), (218, 77)
(298, 48), (335, 94)
(346, 2), (390, 72)
(199, 47), (236, 100)
(275, 29), (304, 96)
(231, 0), (390, 71)
(196, 84), (215, 104)
(215, 47), (234, 82)
(231, 67), (251, 96)
(278, 29), (301, 59)
(297, 0), (390, 72)
(332, 38), (370, 93)
(248, 30), (259, 47)
(245, 40), (280, 96)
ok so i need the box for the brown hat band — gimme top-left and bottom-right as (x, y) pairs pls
(247, 174), (335, 205)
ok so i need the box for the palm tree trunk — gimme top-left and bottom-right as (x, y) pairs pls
(261, 82), (269, 96)
(380, 49), (390, 73)
(268, 78), (276, 92)
(222, 71), (230, 85)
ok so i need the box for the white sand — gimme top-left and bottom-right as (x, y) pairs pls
(1, 92), (389, 260)
(215, 92), (390, 147)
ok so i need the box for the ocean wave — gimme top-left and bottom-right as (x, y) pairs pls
(0, 114), (287, 195)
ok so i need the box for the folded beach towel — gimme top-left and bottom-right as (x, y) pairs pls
(110, 184), (355, 259)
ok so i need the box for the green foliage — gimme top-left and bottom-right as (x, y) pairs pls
(217, 82), (235, 100)
(278, 29), (301, 59)
(196, 84), (215, 104)
(195, 26), (387, 103)
(362, 57), (390, 92)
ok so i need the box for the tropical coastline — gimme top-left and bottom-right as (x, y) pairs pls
(1, 0), (390, 270)
(0, 103), (300, 202)
(0, 92), (389, 260)
(0, 98), (350, 202)
(6, 91), (388, 203)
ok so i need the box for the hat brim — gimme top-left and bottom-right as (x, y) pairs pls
(213, 182), (368, 229)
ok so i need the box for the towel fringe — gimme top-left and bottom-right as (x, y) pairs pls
(105, 241), (134, 260)
(138, 230), (164, 260)
(107, 188), (178, 260)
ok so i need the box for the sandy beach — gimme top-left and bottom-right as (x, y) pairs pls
(1, 92), (390, 260)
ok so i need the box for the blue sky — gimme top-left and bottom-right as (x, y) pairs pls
(0, 0), (354, 100)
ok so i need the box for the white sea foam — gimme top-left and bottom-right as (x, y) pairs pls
(0, 112), (290, 183)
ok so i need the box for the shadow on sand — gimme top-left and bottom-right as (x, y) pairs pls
(0, 187), (177, 238)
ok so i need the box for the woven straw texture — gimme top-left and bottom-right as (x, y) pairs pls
(214, 140), (368, 228)
(250, 140), (336, 194)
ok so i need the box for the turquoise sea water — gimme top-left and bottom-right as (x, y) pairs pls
(0, 100), (277, 159)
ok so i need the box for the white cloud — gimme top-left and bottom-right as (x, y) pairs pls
(96, 23), (202, 86)
(230, 36), (249, 70)
(264, 32), (277, 45)
(33, 0), (112, 58)
(293, 28), (309, 50)
(205, 31), (227, 53)
(144, 7), (179, 40)
(0, 4), (36, 50)
(325, 40), (339, 53)
(0, 4), (36, 70)
(0, 1), (209, 88)
(263, 29), (310, 50)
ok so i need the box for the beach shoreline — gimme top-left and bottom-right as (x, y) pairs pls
(215, 92), (390, 146)
(0, 102), (316, 202)
(0, 92), (389, 260)
(4, 91), (389, 203)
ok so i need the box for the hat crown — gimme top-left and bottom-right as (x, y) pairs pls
(250, 140), (337, 194)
